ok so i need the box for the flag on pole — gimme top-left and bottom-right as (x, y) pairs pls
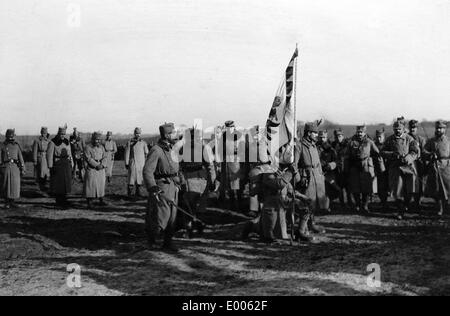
(265, 48), (298, 165)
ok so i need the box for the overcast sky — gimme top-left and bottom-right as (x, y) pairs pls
(1, 0), (449, 134)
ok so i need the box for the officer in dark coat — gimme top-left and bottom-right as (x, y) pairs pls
(374, 128), (390, 211)
(70, 128), (85, 182)
(0, 129), (25, 209)
(317, 130), (339, 212)
(332, 129), (353, 209)
(408, 120), (426, 211)
(423, 120), (450, 216)
(381, 119), (419, 219)
(143, 123), (182, 252)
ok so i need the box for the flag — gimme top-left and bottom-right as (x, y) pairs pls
(265, 48), (298, 165)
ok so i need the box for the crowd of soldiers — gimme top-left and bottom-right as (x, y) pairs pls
(0, 117), (449, 251)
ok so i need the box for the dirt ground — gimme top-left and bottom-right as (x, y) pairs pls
(1, 161), (449, 296)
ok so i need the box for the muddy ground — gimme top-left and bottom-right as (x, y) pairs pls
(0, 162), (449, 296)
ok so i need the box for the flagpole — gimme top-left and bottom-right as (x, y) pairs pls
(291, 43), (299, 245)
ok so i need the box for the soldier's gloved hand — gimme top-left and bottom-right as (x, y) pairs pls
(149, 186), (163, 203)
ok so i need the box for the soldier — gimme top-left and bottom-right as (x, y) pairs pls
(294, 122), (327, 242)
(346, 125), (380, 213)
(103, 131), (118, 184)
(47, 126), (73, 208)
(331, 129), (352, 209)
(374, 128), (390, 211)
(84, 132), (108, 209)
(423, 120), (450, 216)
(219, 120), (245, 212)
(0, 129), (25, 209)
(179, 128), (216, 238)
(143, 123), (182, 252)
(317, 130), (339, 212)
(70, 128), (85, 181)
(125, 127), (149, 198)
(381, 120), (419, 220)
(408, 120), (426, 211)
(32, 127), (51, 192)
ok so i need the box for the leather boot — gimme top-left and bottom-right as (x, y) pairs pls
(128, 185), (134, 198)
(353, 194), (361, 212)
(396, 200), (405, 220)
(136, 185), (145, 198)
(297, 215), (314, 242)
(362, 194), (370, 214)
(86, 198), (93, 209)
(241, 221), (254, 241)
(437, 200), (444, 217)
(162, 237), (178, 253)
(308, 214), (326, 234)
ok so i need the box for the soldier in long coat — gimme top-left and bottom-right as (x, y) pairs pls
(70, 128), (85, 181)
(47, 126), (73, 207)
(374, 128), (390, 210)
(381, 120), (419, 219)
(317, 130), (339, 212)
(84, 132), (108, 208)
(178, 128), (216, 238)
(103, 131), (118, 183)
(294, 122), (327, 241)
(125, 127), (149, 198)
(422, 120), (450, 216)
(346, 125), (380, 213)
(408, 120), (427, 211)
(332, 129), (353, 209)
(143, 123), (182, 252)
(0, 129), (25, 209)
(32, 127), (51, 192)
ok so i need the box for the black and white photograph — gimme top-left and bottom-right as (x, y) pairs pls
(0, 0), (449, 300)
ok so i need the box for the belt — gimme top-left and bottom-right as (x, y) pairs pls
(1, 159), (19, 166)
(155, 173), (178, 180)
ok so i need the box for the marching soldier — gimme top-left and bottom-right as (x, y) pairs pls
(32, 127), (51, 192)
(70, 128), (85, 181)
(374, 128), (390, 211)
(84, 132), (108, 209)
(317, 130), (339, 212)
(47, 126), (73, 208)
(408, 120), (426, 211)
(381, 119), (419, 219)
(125, 127), (149, 198)
(294, 122), (327, 242)
(331, 129), (352, 209)
(0, 129), (25, 209)
(179, 128), (216, 238)
(103, 131), (118, 184)
(423, 120), (450, 216)
(346, 125), (380, 213)
(144, 123), (182, 252)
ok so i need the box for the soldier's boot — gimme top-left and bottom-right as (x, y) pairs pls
(380, 195), (388, 212)
(127, 185), (134, 198)
(241, 221), (254, 241)
(308, 214), (326, 234)
(86, 198), (93, 209)
(413, 194), (422, 212)
(98, 198), (108, 207)
(107, 176), (111, 184)
(162, 237), (178, 253)
(183, 220), (194, 239)
(353, 194), (361, 212)
(339, 192), (346, 210)
(136, 185), (144, 198)
(297, 215), (314, 242)
(437, 200), (444, 217)
(396, 200), (406, 220)
(4, 199), (11, 209)
(362, 194), (370, 214)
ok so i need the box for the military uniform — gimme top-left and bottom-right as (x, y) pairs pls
(381, 121), (419, 217)
(32, 127), (51, 191)
(103, 132), (118, 182)
(47, 128), (73, 206)
(143, 124), (181, 251)
(125, 128), (149, 197)
(408, 120), (427, 209)
(422, 121), (450, 215)
(317, 133), (339, 211)
(83, 133), (107, 205)
(346, 127), (379, 212)
(0, 130), (25, 208)
(374, 129), (390, 209)
(70, 129), (85, 181)
(331, 129), (351, 208)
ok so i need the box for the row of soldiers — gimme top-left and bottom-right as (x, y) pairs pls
(1, 118), (449, 250)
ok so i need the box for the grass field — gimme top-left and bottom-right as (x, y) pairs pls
(0, 161), (449, 296)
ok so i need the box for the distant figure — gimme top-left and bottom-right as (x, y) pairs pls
(84, 132), (108, 209)
(47, 126), (73, 208)
(423, 120), (450, 216)
(317, 130), (338, 212)
(0, 129), (25, 209)
(103, 131), (118, 183)
(408, 120), (426, 211)
(331, 129), (352, 209)
(381, 119), (419, 220)
(70, 127), (85, 181)
(32, 127), (51, 192)
(374, 128), (390, 211)
(125, 127), (149, 198)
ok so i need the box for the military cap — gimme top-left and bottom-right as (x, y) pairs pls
(356, 125), (367, 132)
(159, 123), (175, 136)
(436, 120), (447, 128)
(134, 127), (142, 134)
(304, 122), (319, 134)
(91, 131), (102, 140)
(318, 130), (328, 137)
(393, 120), (405, 128)
(334, 129), (344, 136)
(5, 129), (15, 138)
(409, 120), (419, 128)
(375, 128), (385, 136)
(58, 125), (68, 134)
(41, 127), (48, 134)
(106, 131), (113, 137)
(224, 120), (235, 128)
